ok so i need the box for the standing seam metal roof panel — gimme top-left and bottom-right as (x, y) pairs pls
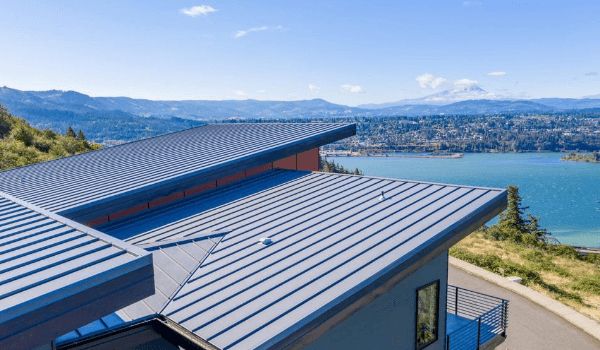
(0, 191), (155, 350)
(0, 124), (355, 220)
(92, 170), (506, 350)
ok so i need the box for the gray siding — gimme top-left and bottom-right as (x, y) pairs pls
(298, 251), (448, 350)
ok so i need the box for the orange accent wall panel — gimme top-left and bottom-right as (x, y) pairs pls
(85, 216), (109, 227)
(297, 148), (319, 171)
(110, 203), (149, 221)
(273, 155), (297, 170)
(217, 172), (246, 186)
(185, 181), (217, 197)
(149, 192), (184, 208)
(246, 163), (273, 177)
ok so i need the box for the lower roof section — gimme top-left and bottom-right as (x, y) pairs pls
(76, 169), (506, 350)
(0, 191), (155, 350)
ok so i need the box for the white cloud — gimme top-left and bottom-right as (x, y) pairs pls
(308, 84), (320, 92)
(235, 26), (271, 38)
(415, 73), (447, 89)
(235, 90), (246, 97)
(487, 71), (506, 77)
(257, 89), (266, 93)
(180, 5), (217, 17)
(341, 84), (365, 93)
(463, 1), (483, 6)
(454, 78), (479, 87)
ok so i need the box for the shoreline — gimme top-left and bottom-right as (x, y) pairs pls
(321, 152), (464, 159)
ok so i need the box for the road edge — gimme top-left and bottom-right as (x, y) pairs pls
(449, 256), (600, 341)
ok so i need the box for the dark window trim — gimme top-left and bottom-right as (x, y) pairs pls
(415, 279), (440, 350)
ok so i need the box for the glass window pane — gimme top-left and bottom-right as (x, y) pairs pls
(416, 280), (439, 349)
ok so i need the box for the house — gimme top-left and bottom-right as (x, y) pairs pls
(0, 123), (509, 350)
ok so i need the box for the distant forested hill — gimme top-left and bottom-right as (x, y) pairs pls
(0, 104), (102, 171)
(3, 101), (206, 145)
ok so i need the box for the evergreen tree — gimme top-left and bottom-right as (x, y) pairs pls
(488, 185), (549, 244)
(77, 129), (85, 140)
(498, 186), (528, 233)
(65, 126), (76, 138)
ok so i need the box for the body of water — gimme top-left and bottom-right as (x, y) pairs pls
(329, 153), (600, 247)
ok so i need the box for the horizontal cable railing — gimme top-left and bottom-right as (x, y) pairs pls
(446, 285), (509, 350)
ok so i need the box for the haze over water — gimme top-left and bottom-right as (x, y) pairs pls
(330, 153), (600, 247)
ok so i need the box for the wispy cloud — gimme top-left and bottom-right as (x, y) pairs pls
(416, 73), (447, 89)
(585, 72), (598, 76)
(341, 84), (365, 93)
(454, 78), (479, 87)
(487, 71), (506, 77)
(463, 1), (483, 6)
(180, 5), (217, 17)
(235, 90), (246, 98)
(235, 25), (282, 38)
(308, 84), (320, 93)
(257, 89), (267, 93)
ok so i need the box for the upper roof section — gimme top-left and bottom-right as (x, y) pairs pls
(0, 123), (355, 222)
(0, 191), (154, 350)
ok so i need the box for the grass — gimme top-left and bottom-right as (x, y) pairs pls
(450, 230), (600, 322)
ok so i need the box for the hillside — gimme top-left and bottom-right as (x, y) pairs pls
(0, 104), (102, 171)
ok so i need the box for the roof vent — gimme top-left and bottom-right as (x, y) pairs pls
(258, 237), (273, 246)
(378, 191), (386, 202)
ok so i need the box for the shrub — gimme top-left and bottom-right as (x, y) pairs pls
(12, 125), (34, 146)
(42, 129), (58, 139)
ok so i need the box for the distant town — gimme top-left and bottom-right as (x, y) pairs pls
(314, 111), (600, 154)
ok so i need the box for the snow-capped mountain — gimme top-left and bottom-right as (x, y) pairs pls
(359, 86), (497, 109)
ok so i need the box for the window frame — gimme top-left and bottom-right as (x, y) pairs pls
(415, 279), (441, 350)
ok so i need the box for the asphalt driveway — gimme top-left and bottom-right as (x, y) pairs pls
(448, 266), (600, 350)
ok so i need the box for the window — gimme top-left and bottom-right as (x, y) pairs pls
(416, 280), (440, 349)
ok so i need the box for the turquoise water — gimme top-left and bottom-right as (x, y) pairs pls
(329, 153), (600, 247)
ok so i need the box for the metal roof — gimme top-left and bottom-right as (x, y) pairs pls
(56, 232), (222, 345)
(0, 123), (355, 222)
(0, 191), (154, 350)
(61, 169), (506, 350)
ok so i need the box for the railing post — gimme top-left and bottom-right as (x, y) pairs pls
(477, 317), (482, 349)
(503, 301), (508, 336)
(446, 334), (450, 350)
(454, 286), (458, 315)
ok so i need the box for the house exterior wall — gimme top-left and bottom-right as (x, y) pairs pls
(299, 251), (448, 350)
(85, 147), (320, 227)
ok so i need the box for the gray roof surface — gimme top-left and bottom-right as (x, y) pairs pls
(0, 191), (153, 349)
(65, 169), (505, 350)
(57, 233), (222, 345)
(0, 123), (354, 217)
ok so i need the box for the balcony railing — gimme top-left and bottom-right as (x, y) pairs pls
(446, 285), (509, 350)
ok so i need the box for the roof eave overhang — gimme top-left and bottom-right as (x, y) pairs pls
(263, 188), (507, 350)
(62, 124), (356, 223)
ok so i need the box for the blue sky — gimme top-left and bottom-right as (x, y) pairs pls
(1, 0), (599, 105)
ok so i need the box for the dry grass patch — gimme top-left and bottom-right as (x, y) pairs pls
(451, 230), (600, 324)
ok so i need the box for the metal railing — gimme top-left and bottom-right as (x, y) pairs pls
(446, 285), (509, 350)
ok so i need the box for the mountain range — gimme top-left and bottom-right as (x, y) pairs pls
(1, 86), (600, 143)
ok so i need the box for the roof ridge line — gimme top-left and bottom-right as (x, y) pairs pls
(0, 190), (149, 258)
(137, 231), (229, 250)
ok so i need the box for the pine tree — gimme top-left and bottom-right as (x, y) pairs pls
(65, 126), (76, 138)
(77, 130), (85, 140)
(498, 185), (528, 233)
(489, 185), (549, 244)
